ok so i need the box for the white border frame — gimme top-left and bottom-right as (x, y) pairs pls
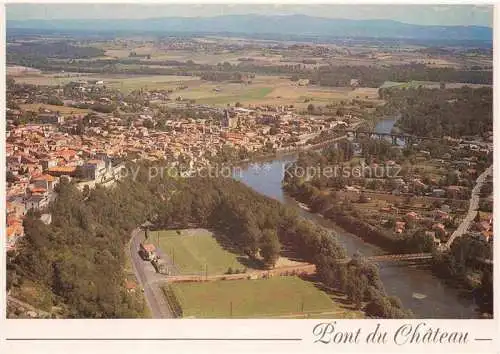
(0, 1), (498, 353)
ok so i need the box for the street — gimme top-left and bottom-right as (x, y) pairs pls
(446, 164), (492, 248)
(129, 228), (173, 318)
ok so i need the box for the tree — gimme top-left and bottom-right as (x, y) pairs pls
(358, 193), (369, 203)
(479, 269), (493, 314)
(260, 229), (280, 268)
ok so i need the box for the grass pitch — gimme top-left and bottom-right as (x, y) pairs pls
(169, 276), (359, 318)
(147, 229), (246, 275)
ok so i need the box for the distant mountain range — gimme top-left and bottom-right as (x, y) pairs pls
(7, 14), (493, 41)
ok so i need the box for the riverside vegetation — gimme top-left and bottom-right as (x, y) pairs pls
(7, 160), (413, 319)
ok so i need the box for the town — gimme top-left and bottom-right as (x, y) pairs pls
(6, 76), (364, 252)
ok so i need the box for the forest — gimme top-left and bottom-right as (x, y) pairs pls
(7, 160), (413, 318)
(432, 236), (493, 315)
(7, 41), (105, 60)
(380, 86), (493, 138)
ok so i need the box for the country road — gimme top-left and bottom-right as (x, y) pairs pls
(446, 164), (493, 248)
(129, 228), (173, 319)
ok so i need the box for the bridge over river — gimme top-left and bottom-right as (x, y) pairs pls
(343, 129), (441, 145)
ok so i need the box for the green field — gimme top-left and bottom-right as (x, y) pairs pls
(169, 276), (362, 318)
(192, 87), (273, 105)
(105, 75), (199, 92)
(147, 229), (246, 275)
(11, 73), (199, 93)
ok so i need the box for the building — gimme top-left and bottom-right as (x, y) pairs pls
(40, 158), (58, 171)
(350, 79), (360, 87)
(47, 166), (78, 177)
(298, 79), (310, 86)
(79, 160), (107, 181)
(139, 243), (156, 261)
(38, 112), (64, 125)
(125, 280), (137, 293)
(221, 110), (238, 129)
(32, 174), (58, 192)
(395, 221), (406, 234)
(432, 188), (446, 198)
(7, 201), (26, 218)
(25, 192), (49, 211)
(7, 223), (24, 250)
(40, 213), (52, 225)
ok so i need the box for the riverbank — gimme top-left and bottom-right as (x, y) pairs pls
(289, 191), (403, 253)
(232, 132), (479, 318)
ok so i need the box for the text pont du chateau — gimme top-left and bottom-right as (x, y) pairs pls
(313, 322), (469, 345)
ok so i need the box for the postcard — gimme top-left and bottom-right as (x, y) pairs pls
(1, 2), (497, 353)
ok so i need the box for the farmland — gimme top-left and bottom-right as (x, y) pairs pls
(19, 103), (90, 115)
(9, 64), (384, 107)
(380, 80), (492, 89)
(169, 276), (363, 318)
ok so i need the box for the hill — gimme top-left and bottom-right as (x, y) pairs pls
(7, 14), (492, 41)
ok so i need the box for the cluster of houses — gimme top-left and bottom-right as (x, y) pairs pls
(471, 212), (494, 243)
(5, 121), (129, 250)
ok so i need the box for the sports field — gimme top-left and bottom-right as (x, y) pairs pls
(169, 276), (362, 318)
(147, 229), (246, 275)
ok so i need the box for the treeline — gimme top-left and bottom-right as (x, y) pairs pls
(305, 64), (492, 87)
(283, 145), (438, 254)
(316, 255), (411, 317)
(7, 177), (157, 318)
(142, 163), (414, 318)
(152, 172), (345, 268)
(432, 236), (493, 315)
(200, 71), (253, 83)
(382, 86), (493, 137)
(8, 160), (413, 318)
(7, 41), (105, 59)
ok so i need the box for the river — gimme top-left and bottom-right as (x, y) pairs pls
(233, 118), (478, 318)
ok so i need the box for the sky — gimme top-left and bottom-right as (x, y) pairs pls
(6, 4), (494, 27)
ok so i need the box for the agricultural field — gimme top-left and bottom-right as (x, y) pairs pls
(9, 70), (200, 93)
(169, 276), (363, 318)
(10, 73), (98, 86)
(19, 103), (90, 115)
(146, 229), (247, 275)
(95, 41), (245, 64)
(175, 75), (383, 108)
(380, 80), (492, 90)
(102, 75), (200, 92)
(10, 65), (385, 106)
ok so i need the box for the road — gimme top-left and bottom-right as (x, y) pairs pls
(446, 164), (493, 248)
(129, 228), (173, 318)
(147, 230), (180, 275)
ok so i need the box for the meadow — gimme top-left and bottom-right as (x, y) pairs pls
(169, 276), (362, 318)
(146, 229), (246, 275)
